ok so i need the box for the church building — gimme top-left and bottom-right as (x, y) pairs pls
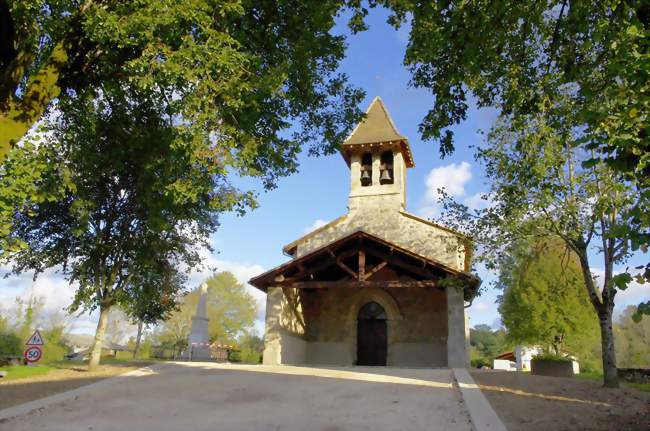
(249, 97), (480, 367)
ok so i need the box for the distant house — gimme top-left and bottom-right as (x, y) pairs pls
(494, 346), (580, 374)
(494, 346), (541, 371)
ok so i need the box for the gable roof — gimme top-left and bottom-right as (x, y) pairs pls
(344, 97), (406, 145)
(250, 230), (480, 301)
(342, 97), (414, 167)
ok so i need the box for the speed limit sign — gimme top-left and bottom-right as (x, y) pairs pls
(24, 346), (42, 363)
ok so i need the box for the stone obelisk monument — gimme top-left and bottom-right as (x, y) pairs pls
(187, 283), (211, 361)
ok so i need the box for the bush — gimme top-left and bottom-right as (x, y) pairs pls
(228, 349), (241, 363)
(41, 328), (68, 363)
(471, 358), (489, 368)
(0, 331), (22, 356)
(532, 352), (572, 362)
(239, 346), (262, 364)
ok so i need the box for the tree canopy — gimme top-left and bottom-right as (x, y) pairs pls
(1, 1), (373, 369)
(383, 1), (648, 191)
(379, 0), (649, 318)
(498, 237), (600, 368)
(1, 0), (367, 159)
(154, 271), (257, 353)
(437, 90), (643, 386)
(615, 305), (650, 368)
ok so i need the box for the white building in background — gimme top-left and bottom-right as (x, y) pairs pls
(515, 345), (542, 371)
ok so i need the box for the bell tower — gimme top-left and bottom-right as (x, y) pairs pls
(341, 97), (414, 213)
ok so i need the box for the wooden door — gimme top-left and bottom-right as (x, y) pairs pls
(357, 319), (387, 366)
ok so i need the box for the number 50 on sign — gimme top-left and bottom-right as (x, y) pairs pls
(24, 346), (42, 363)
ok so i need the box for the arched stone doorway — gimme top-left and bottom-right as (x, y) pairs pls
(356, 301), (387, 366)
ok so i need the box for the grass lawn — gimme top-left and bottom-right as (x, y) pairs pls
(0, 364), (56, 381)
(0, 357), (156, 382)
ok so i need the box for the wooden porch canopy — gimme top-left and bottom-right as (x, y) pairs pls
(249, 231), (480, 301)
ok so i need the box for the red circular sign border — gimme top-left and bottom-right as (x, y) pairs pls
(24, 345), (42, 363)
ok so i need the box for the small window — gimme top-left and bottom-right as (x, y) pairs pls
(380, 151), (394, 185)
(360, 152), (372, 187)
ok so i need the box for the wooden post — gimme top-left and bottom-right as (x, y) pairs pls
(358, 250), (366, 281)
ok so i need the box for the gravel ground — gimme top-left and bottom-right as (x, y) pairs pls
(1, 363), (472, 431)
(470, 370), (650, 431)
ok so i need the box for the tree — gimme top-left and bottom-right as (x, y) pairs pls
(238, 331), (264, 364)
(1, 1), (371, 370)
(498, 237), (600, 367)
(382, 1), (648, 213)
(615, 306), (650, 368)
(1, 0), (368, 158)
(1, 87), (234, 369)
(155, 271), (257, 348)
(438, 102), (644, 386)
(121, 267), (185, 358)
(469, 324), (508, 365)
(380, 0), (649, 317)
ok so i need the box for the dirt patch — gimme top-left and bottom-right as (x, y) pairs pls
(470, 370), (650, 431)
(0, 362), (147, 410)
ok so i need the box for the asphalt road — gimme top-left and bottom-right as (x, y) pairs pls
(1, 362), (472, 431)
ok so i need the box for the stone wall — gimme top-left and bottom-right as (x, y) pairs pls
(262, 287), (307, 365)
(292, 210), (466, 272)
(264, 285), (449, 367)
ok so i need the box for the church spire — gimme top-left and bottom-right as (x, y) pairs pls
(341, 97), (414, 167)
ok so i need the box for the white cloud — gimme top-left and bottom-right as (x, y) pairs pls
(425, 161), (472, 202)
(303, 219), (328, 234)
(1, 250), (268, 335)
(0, 266), (99, 334)
(472, 302), (489, 311)
(420, 161), (473, 218)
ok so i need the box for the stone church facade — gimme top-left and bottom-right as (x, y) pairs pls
(250, 97), (479, 368)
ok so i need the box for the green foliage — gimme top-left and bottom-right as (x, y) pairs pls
(469, 324), (509, 363)
(615, 305), (650, 368)
(1, 0), (367, 158)
(154, 271), (257, 349)
(498, 238), (600, 363)
(532, 352), (572, 363)
(435, 85), (644, 385)
(379, 1), (649, 226)
(41, 326), (68, 364)
(470, 358), (489, 369)
(0, 331), (21, 357)
(238, 332), (264, 364)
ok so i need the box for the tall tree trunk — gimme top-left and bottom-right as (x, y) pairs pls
(88, 302), (111, 371)
(133, 319), (143, 359)
(575, 245), (619, 387)
(598, 307), (619, 388)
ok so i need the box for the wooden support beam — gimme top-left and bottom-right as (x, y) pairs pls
(336, 259), (358, 279)
(364, 248), (434, 279)
(278, 280), (438, 289)
(284, 248), (358, 282)
(364, 261), (387, 280)
(358, 250), (365, 281)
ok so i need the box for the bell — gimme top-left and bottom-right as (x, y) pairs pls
(380, 168), (392, 184)
(360, 169), (372, 185)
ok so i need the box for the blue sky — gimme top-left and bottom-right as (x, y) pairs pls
(1, 7), (647, 336)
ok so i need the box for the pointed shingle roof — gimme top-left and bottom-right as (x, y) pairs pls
(342, 97), (414, 167)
